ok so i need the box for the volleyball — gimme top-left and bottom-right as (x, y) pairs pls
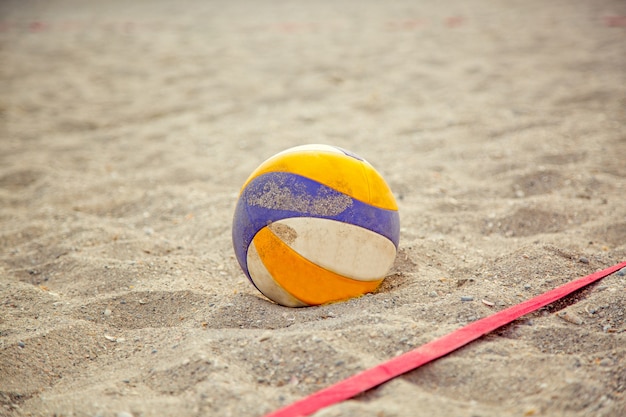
(232, 144), (400, 307)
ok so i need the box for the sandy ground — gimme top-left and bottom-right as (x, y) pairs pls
(1, 0), (625, 416)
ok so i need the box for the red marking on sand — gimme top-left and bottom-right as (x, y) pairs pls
(445, 16), (465, 28)
(604, 16), (626, 27)
(29, 21), (48, 32)
(2, 15), (621, 35)
(0, 18), (468, 35)
(264, 261), (626, 417)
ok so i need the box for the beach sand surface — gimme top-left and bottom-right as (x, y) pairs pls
(1, 0), (625, 416)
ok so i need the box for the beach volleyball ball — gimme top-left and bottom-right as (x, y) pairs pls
(232, 144), (400, 307)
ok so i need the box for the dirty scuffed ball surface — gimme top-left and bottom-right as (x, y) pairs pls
(232, 144), (400, 307)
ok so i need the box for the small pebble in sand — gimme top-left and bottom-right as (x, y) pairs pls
(578, 257), (589, 264)
(460, 296), (474, 302)
(599, 358), (613, 367)
(557, 310), (583, 325)
(523, 408), (538, 416)
(617, 267), (626, 276)
(18, 341), (25, 348)
(104, 308), (112, 317)
(481, 299), (495, 307)
(584, 305), (597, 315)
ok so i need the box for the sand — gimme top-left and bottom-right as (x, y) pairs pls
(1, 0), (625, 416)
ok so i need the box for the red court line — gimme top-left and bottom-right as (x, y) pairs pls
(264, 260), (626, 417)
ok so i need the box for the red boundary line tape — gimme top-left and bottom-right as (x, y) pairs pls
(264, 260), (626, 417)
